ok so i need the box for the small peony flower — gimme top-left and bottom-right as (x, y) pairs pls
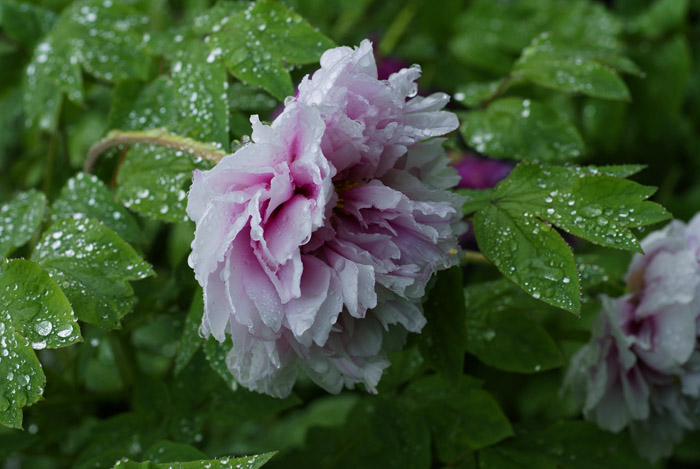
(187, 40), (463, 397)
(566, 214), (700, 461)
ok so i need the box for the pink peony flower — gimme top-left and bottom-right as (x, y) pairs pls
(187, 40), (463, 397)
(566, 214), (700, 461)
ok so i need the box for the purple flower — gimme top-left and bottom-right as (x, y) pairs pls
(566, 214), (700, 461)
(187, 40), (463, 397)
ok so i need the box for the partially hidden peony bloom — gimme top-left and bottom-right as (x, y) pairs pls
(187, 40), (464, 398)
(452, 153), (511, 191)
(566, 213), (700, 461)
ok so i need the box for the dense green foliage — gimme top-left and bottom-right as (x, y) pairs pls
(1, 0), (699, 467)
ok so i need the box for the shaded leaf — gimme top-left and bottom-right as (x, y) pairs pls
(460, 97), (584, 162)
(405, 375), (512, 462)
(0, 190), (46, 259)
(419, 267), (467, 381)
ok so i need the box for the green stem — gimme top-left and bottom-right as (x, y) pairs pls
(463, 250), (491, 265)
(83, 128), (228, 173)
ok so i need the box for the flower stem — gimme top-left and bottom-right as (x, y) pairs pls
(83, 128), (227, 173)
(463, 250), (490, 265)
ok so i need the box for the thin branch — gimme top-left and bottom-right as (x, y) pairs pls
(83, 128), (228, 173)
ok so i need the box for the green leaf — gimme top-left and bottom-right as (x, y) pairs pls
(201, 0), (335, 100)
(24, 0), (150, 128)
(0, 190), (46, 259)
(479, 421), (654, 469)
(0, 259), (81, 428)
(228, 82), (278, 112)
(109, 78), (178, 132)
(471, 162), (670, 312)
(142, 440), (207, 462)
(473, 202), (580, 312)
(405, 375), (512, 462)
(286, 397), (430, 469)
(464, 307), (564, 374)
(171, 40), (229, 148)
(208, 384), (302, 425)
(51, 173), (141, 245)
(454, 78), (507, 108)
(512, 33), (637, 100)
(458, 188), (493, 215)
(0, 1), (56, 47)
(113, 452), (276, 469)
(116, 144), (212, 223)
(460, 97), (584, 162)
(174, 289), (203, 376)
(204, 336), (236, 390)
(419, 267), (467, 381)
(31, 217), (154, 329)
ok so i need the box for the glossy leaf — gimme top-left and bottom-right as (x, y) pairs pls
(0, 259), (81, 428)
(31, 217), (154, 329)
(513, 33), (638, 100)
(201, 0), (335, 99)
(51, 173), (141, 245)
(113, 452), (276, 469)
(470, 162), (669, 312)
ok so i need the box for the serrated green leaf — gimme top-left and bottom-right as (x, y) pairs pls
(116, 144), (212, 223)
(458, 188), (493, 215)
(449, 0), (625, 75)
(495, 163), (670, 251)
(460, 97), (584, 162)
(471, 162), (670, 312)
(405, 375), (512, 462)
(113, 452), (276, 469)
(0, 190), (46, 259)
(202, 0), (335, 99)
(174, 289), (203, 376)
(0, 259), (81, 428)
(464, 307), (564, 374)
(473, 203), (580, 312)
(24, 0), (150, 128)
(31, 217), (154, 329)
(171, 40), (229, 148)
(51, 173), (141, 245)
(419, 267), (467, 381)
(512, 33), (637, 100)
(109, 78), (215, 222)
(109, 78), (178, 131)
